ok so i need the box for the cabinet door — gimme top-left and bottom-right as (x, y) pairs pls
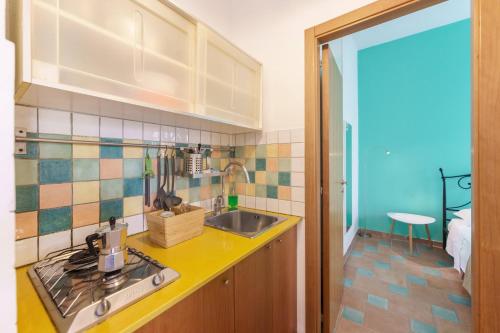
(197, 24), (262, 129)
(234, 244), (273, 333)
(273, 227), (298, 333)
(137, 268), (234, 333)
(31, 0), (195, 114)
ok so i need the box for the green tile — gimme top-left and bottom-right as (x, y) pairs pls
(39, 142), (71, 159)
(73, 159), (99, 181)
(39, 206), (71, 235)
(189, 178), (201, 188)
(40, 160), (72, 184)
(256, 158), (266, 171)
(175, 176), (188, 190)
(124, 178), (143, 197)
(100, 138), (123, 159)
(388, 283), (409, 296)
(266, 185), (278, 199)
(278, 158), (291, 172)
(255, 184), (267, 197)
(266, 172), (278, 186)
(124, 158), (144, 178)
(248, 171), (255, 183)
(100, 199), (123, 222)
(211, 176), (221, 185)
(278, 172), (291, 186)
(411, 319), (437, 333)
(431, 305), (458, 323)
(357, 267), (374, 277)
(100, 179), (124, 200)
(255, 145), (267, 158)
(16, 185), (39, 212)
(189, 187), (200, 202)
(235, 146), (245, 158)
(367, 294), (388, 310)
(15, 159), (38, 185)
(407, 274), (427, 286)
(342, 306), (364, 325)
(201, 176), (211, 187)
(211, 158), (221, 171)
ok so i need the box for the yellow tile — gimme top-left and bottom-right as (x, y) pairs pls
(73, 136), (99, 158)
(124, 139), (144, 158)
(244, 146), (256, 158)
(245, 184), (255, 196)
(73, 181), (100, 204)
(124, 196), (143, 217)
(176, 189), (189, 203)
(266, 144), (278, 157)
(256, 171), (266, 184)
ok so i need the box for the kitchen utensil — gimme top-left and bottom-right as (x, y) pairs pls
(154, 150), (169, 210)
(164, 150), (182, 210)
(153, 152), (163, 209)
(85, 217), (128, 273)
(144, 150), (154, 207)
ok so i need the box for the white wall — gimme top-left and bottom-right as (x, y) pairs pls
(0, 0), (18, 330)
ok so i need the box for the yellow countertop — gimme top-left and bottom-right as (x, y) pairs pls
(17, 210), (302, 333)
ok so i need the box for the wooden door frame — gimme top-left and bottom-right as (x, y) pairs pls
(305, 0), (498, 332)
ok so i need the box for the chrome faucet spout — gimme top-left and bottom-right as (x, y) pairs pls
(223, 160), (251, 184)
(213, 160), (251, 215)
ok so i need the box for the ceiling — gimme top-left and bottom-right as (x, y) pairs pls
(352, 0), (470, 50)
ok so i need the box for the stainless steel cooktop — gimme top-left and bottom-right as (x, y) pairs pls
(28, 246), (179, 333)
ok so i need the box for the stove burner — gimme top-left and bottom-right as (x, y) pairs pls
(63, 249), (98, 272)
(101, 270), (128, 290)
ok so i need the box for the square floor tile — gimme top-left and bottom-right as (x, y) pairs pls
(431, 305), (458, 323)
(411, 319), (437, 333)
(342, 306), (364, 325)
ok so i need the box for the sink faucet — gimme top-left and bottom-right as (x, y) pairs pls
(214, 161), (251, 215)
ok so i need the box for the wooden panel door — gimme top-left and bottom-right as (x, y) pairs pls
(320, 44), (344, 333)
(234, 244), (273, 333)
(273, 227), (298, 333)
(137, 268), (234, 333)
(201, 268), (235, 333)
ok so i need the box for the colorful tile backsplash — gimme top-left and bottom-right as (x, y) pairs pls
(13, 105), (305, 267)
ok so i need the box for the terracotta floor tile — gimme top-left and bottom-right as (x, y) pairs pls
(342, 287), (368, 311)
(336, 317), (376, 333)
(363, 302), (410, 333)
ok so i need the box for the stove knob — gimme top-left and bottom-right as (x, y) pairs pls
(153, 273), (165, 286)
(95, 299), (111, 317)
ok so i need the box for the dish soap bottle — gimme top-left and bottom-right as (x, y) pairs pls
(228, 184), (238, 211)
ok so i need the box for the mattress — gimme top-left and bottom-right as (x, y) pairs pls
(446, 218), (471, 272)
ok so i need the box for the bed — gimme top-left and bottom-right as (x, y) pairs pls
(439, 168), (472, 294)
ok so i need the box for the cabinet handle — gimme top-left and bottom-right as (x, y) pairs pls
(266, 244), (272, 249)
(278, 239), (283, 243)
(223, 279), (230, 285)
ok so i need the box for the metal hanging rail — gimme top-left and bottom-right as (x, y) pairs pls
(14, 136), (235, 152)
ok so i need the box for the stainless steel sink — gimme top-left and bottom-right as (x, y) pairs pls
(205, 210), (286, 238)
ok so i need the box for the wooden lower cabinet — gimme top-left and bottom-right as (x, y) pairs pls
(137, 226), (297, 333)
(137, 269), (234, 333)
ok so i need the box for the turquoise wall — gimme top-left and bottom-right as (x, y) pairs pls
(358, 19), (471, 241)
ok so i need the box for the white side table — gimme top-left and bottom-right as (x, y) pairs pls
(387, 212), (436, 255)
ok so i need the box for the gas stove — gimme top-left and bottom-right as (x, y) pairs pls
(28, 246), (180, 333)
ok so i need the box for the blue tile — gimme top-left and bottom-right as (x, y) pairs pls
(422, 267), (442, 277)
(278, 172), (291, 186)
(100, 199), (123, 222)
(73, 159), (99, 181)
(407, 274), (427, 286)
(100, 138), (123, 159)
(344, 278), (353, 288)
(266, 185), (278, 199)
(388, 283), (409, 297)
(431, 305), (458, 323)
(367, 294), (389, 310)
(351, 250), (363, 257)
(39, 206), (72, 235)
(342, 306), (364, 325)
(40, 160), (72, 184)
(374, 260), (391, 270)
(448, 294), (471, 307)
(248, 171), (255, 183)
(211, 176), (221, 185)
(436, 260), (452, 267)
(255, 158), (266, 171)
(189, 177), (201, 188)
(390, 255), (405, 262)
(124, 178), (144, 197)
(15, 133), (39, 159)
(16, 185), (39, 212)
(357, 267), (374, 277)
(364, 245), (377, 252)
(411, 319), (437, 333)
(124, 158), (144, 178)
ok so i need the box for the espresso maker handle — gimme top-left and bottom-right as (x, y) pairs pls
(86, 233), (101, 256)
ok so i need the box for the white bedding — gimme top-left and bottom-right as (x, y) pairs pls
(446, 218), (471, 272)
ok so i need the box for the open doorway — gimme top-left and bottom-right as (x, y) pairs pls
(304, 0), (496, 332)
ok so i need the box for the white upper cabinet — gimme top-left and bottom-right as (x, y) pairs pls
(9, 0), (262, 129)
(197, 24), (262, 129)
(19, 0), (196, 113)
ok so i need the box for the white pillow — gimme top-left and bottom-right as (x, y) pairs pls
(454, 208), (472, 225)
